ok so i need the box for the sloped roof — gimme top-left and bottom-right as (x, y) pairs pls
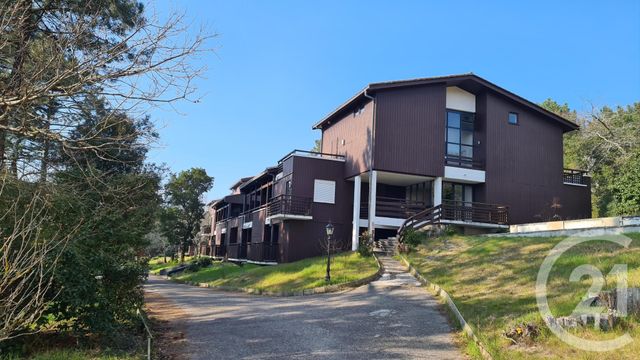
(312, 73), (578, 131)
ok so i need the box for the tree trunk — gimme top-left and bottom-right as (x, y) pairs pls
(1, 0), (36, 170)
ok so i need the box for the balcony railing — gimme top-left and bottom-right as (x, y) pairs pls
(267, 195), (312, 217)
(441, 200), (508, 224)
(361, 196), (428, 219)
(398, 200), (509, 240)
(214, 244), (226, 258)
(563, 169), (589, 186)
(278, 149), (346, 164)
(445, 155), (484, 170)
(201, 225), (212, 234)
(247, 242), (279, 263)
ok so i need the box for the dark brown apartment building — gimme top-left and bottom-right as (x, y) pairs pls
(204, 74), (591, 263)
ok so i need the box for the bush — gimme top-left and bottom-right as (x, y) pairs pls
(196, 257), (213, 267)
(358, 231), (373, 257)
(401, 228), (422, 251)
(185, 257), (213, 272)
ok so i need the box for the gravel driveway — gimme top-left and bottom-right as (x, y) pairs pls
(145, 257), (463, 360)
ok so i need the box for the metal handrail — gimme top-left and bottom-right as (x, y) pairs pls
(563, 168), (589, 185)
(136, 307), (153, 360)
(444, 155), (484, 169)
(278, 149), (346, 163)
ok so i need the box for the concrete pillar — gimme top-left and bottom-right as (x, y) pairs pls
(433, 177), (443, 206)
(368, 170), (377, 236)
(352, 175), (362, 251)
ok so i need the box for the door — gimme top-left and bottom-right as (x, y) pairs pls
(443, 182), (474, 221)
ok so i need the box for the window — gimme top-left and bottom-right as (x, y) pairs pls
(446, 110), (475, 160)
(313, 179), (336, 204)
(285, 180), (292, 195)
(508, 112), (519, 125)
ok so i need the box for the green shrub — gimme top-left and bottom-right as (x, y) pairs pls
(401, 228), (422, 251)
(196, 257), (213, 267)
(358, 231), (373, 257)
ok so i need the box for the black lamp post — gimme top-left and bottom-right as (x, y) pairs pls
(325, 223), (334, 282)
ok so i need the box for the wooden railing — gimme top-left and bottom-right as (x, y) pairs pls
(247, 242), (279, 262)
(397, 200), (509, 241)
(213, 245), (226, 258)
(227, 243), (241, 259)
(563, 169), (589, 185)
(361, 196), (428, 219)
(441, 200), (508, 224)
(267, 195), (312, 217)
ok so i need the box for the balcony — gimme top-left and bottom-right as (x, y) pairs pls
(445, 154), (484, 170)
(398, 200), (509, 238)
(563, 169), (589, 186)
(440, 200), (508, 225)
(266, 195), (312, 222)
(361, 196), (428, 219)
(247, 242), (279, 263)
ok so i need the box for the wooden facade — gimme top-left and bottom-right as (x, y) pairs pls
(208, 74), (591, 263)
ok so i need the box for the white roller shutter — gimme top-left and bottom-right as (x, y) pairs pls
(313, 179), (336, 204)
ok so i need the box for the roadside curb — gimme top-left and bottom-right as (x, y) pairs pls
(166, 253), (384, 297)
(398, 254), (494, 360)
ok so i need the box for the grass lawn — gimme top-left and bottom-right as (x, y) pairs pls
(148, 256), (192, 274)
(403, 232), (640, 360)
(0, 349), (142, 360)
(172, 252), (379, 293)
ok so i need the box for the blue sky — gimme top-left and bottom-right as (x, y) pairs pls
(147, 0), (640, 201)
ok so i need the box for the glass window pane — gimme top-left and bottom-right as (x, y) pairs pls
(460, 120), (474, 131)
(447, 143), (460, 156)
(509, 112), (518, 124)
(447, 128), (460, 143)
(447, 112), (460, 128)
(454, 184), (463, 201)
(461, 130), (473, 145)
(461, 145), (473, 158)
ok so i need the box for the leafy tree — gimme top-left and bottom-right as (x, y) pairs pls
(164, 168), (213, 262)
(542, 99), (640, 217)
(311, 139), (322, 152)
(46, 103), (161, 336)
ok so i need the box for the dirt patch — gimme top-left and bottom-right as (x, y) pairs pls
(145, 290), (190, 360)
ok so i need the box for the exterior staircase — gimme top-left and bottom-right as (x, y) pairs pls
(374, 237), (398, 255)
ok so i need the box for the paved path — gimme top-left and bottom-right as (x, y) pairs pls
(145, 256), (463, 360)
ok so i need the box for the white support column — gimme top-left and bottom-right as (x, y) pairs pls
(433, 177), (443, 207)
(351, 175), (362, 251)
(368, 170), (377, 235)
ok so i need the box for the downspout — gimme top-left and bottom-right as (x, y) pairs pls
(363, 88), (376, 238)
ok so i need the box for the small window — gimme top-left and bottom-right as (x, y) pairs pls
(508, 112), (519, 125)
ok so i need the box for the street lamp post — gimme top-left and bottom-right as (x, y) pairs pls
(325, 223), (334, 282)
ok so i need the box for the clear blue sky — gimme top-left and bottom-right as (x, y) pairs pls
(147, 0), (640, 201)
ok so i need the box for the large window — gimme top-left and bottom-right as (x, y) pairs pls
(446, 110), (475, 160)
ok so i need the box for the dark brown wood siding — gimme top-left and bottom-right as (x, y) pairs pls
(480, 91), (591, 223)
(282, 156), (352, 262)
(373, 84), (446, 177)
(321, 99), (373, 178)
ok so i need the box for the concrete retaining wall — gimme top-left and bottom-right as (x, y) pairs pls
(496, 216), (640, 238)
